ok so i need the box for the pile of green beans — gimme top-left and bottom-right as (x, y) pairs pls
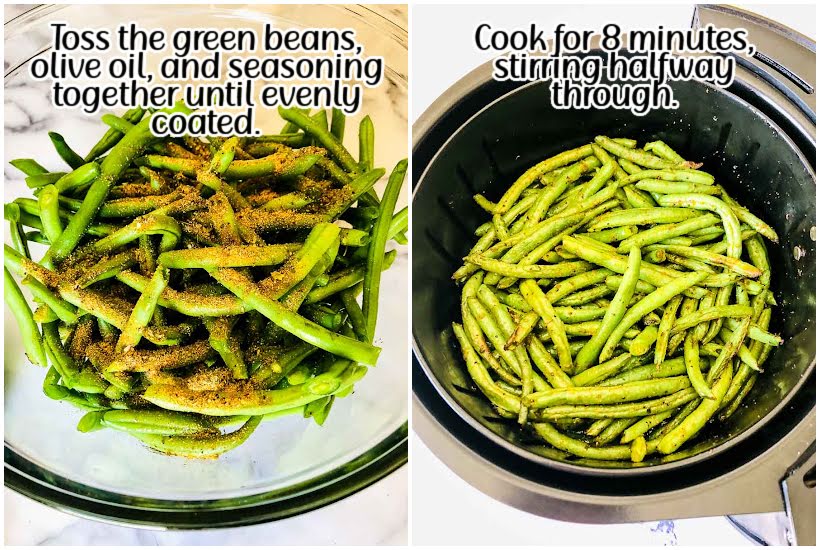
(5, 105), (407, 458)
(452, 136), (780, 464)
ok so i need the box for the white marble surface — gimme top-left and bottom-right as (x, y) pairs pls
(4, 3), (408, 546)
(410, 4), (814, 547)
(5, 466), (408, 546)
(411, 435), (755, 546)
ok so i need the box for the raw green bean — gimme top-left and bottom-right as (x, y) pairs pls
(48, 132), (85, 169)
(5, 268), (47, 366)
(363, 160), (406, 342)
(358, 115), (375, 172)
(10, 158), (48, 176)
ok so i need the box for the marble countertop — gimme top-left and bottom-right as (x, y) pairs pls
(5, 467), (407, 545)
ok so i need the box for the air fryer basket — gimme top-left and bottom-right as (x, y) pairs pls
(413, 76), (815, 478)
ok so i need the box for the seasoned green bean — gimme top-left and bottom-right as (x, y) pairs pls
(5, 106), (403, 457)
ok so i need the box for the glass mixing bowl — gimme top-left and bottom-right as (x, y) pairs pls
(4, 4), (408, 528)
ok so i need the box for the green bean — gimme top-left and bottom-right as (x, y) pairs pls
(630, 436), (648, 462)
(468, 297), (523, 378)
(209, 268), (380, 366)
(655, 194), (742, 258)
(358, 115), (375, 172)
(132, 416), (262, 457)
(6, 204), (32, 260)
(506, 310), (541, 349)
(10, 158), (48, 176)
(305, 250), (395, 304)
(657, 364), (732, 454)
(635, 179), (718, 195)
(324, 168), (386, 220)
(532, 422), (633, 460)
(654, 295), (682, 366)
(474, 194), (496, 213)
(722, 309), (770, 407)
(98, 410), (215, 436)
(116, 266), (168, 353)
(718, 373), (757, 421)
(629, 325), (658, 356)
(641, 141), (683, 163)
(582, 147), (617, 198)
(146, 360), (366, 416)
(527, 156), (601, 225)
(520, 280), (572, 372)
(533, 387), (698, 420)
(363, 160), (406, 342)
(623, 185), (656, 208)
(453, 323), (521, 412)
(85, 214), (180, 257)
(526, 376), (691, 409)
(467, 255), (591, 279)
(600, 271), (707, 362)
(158, 244), (297, 269)
(601, 357), (697, 387)
(587, 207), (700, 231)
(526, 337), (573, 389)
(48, 132), (85, 169)
(571, 352), (635, 386)
(586, 418), (614, 436)
(616, 214), (720, 253)
(621, 410), (674, 443)
(670, 304), (754, 334)
(717, 186), (778, 243)
(576, 247), (641, 370)
(545, 268), (611, 303)
(652, 244), (761, 278)
(595, 417), (638, 446)
(684, 332), (713, 399)
(5, 268), (47, 366)
(474, 194), (538, 238)
(604, 275), (657, 295)
(494, 144), (594, 214)
(26, 172), (66, 189)
(707, 317), (750, 383)
(595, 136), (682, 169)
(279, 107), (359, 174)
(329, 108), (346, 142)
(745, 235), (771, 287)
(37, 185), (64, 243)
(20, 275), (78, 325)
(577, 226), (637, 244)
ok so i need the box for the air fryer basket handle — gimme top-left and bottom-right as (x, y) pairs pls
(693, 5), (816, 126)
(782, 442), (816, 545)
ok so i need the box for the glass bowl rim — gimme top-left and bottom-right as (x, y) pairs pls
(4, 2), (408, 528)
